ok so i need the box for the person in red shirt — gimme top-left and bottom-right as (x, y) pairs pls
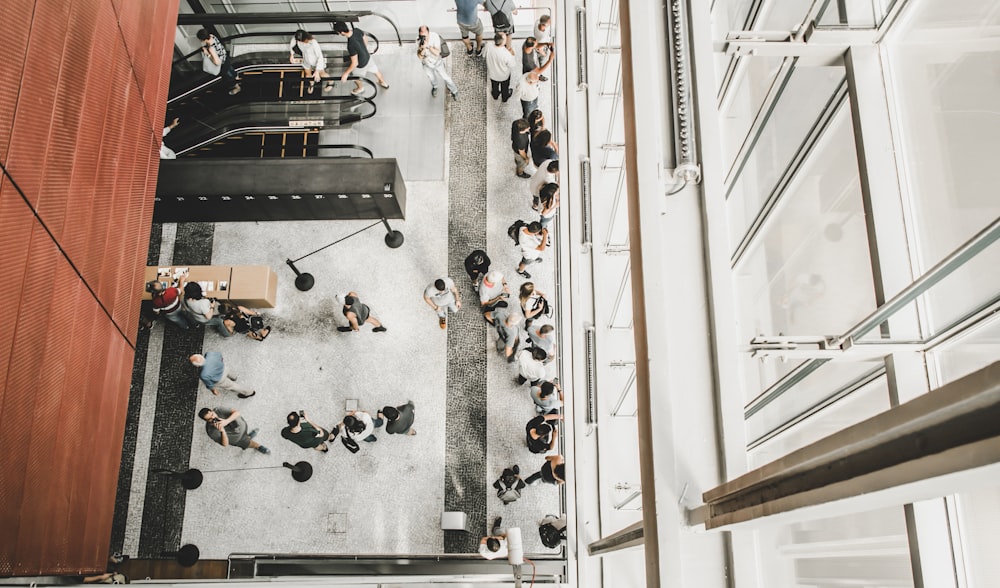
(146, 271), (193, 329)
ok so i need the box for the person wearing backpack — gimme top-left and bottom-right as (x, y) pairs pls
(485, 0), (518, 49)
(493, 466), (527, 504)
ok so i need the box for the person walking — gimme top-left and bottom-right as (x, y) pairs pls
(289, 29), (334, 94)
(190, 352), (257, 398)
(424, 277), (462, 329)
(282, 411), (338, 452)
(485, 33), (517, 102)
(338, 291), (387, 332)
(336, 22), (389, 95)
(196, 29), (241, 95)
(455, 0), (486, 56)
(417, 25), (459, 99)
(380, 401), (417, 436)
(198, 407), (269, 453)
(465, 249), (492, 292)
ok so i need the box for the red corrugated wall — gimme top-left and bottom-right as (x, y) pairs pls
(0, 0), (179, 576)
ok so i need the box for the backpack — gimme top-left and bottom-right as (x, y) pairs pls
(507, 220), (526, 245)
(440, 40), (451, 58)
(538, 521), (566, 548)
(494, 472), (525, 504)
(489, 0), (512, 31)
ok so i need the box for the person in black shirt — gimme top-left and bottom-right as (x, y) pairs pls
(530, 129), (559, 168)
(336, 22), (389, 95)
(511, 118), (532, 178)
(525, 411), (562, 454)
(464, 249), (492, 292)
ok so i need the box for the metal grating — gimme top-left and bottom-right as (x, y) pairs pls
(581, 158), (593, 247)
(576, 7), (589, 89)
(585, 325), (598, 424)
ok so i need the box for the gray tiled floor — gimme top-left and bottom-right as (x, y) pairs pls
(121, 43), (564, 560)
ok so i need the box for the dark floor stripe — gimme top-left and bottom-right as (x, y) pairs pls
(444, 54), (490, 553)
(109, 224), (163, 554)
(137, 222), (213, 558)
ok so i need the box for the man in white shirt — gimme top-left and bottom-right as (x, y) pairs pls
(485, 33), (517, 102)
(516, 347), (549, 386)
(417, 25), (459, 99)
(479, 517), (509, 560)
(530, 159), (559, 209)
(479, 270), (510, 325)
(423, 277), (462, 329)
(517, 221), (548, 279)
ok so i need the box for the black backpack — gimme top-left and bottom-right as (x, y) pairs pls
(539, 521), (565, 548)
(489, 0), (512, 31)
(507, 220), (526, 245)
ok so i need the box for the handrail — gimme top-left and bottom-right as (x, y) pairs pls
(173, 92), (377, 155)
(169, 68), (379, 105)
(308, 144), (375, 159)
(174, 30), (382, 65)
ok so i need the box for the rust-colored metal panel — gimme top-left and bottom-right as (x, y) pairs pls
(0, 1), (32, 162)
(0, 0), (174, 576)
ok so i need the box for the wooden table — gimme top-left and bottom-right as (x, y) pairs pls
(142, 265), (278, 308)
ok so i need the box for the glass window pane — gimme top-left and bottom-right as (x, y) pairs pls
(932, 314), (1000, 386)
(755, 507), (915, 587)
(719, 56), (786, 174)
(745, 361), (884, 446)
(726, 64), (846, 249)
(733, 105), (877, 356)
(887, 0), (1000, 270)
(756, 0), (813, 32)
(748, 372), (889, 467)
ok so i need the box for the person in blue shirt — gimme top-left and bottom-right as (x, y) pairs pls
(189, 352), (257, 398)
(456, 0), (485, 55)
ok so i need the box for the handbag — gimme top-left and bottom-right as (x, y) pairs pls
(202, 54), (221, 76)
(341, 435), (360, 453)
(440, 40), (451, 58)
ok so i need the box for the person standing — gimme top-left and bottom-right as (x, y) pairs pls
(455, 0), (486, 56)
(282, 411), (337, 452)
(380, 401), (417, 436)
(289, 29), (334, 94)
(516, 347), (549, 386)
(530, 380), (563, 414)
(516, 49), (553, 118)
(529, 323), (557, 362)
(516, 221), (549, 279)
(479, 270), (510, 325)
(534, 14), (554, 66)
(196, 29), (241, 95)
(485, 0), (518, 49)
(190, 352), (257, 398)
(464, 249), (492, 292)
(537, 182), (560, 230)
(530, 129), (559, 168)
(424, 277), (462, 329)
(198, 407), (269, 454)
(511, 118), (532, 178)
(183, 282), (234, 337)
(147, 273), (192, 330)
(492, 305), (523, 362)
(417, 26), (459, 100)
(338, 291), (387, 332)
(485, 33), (517, 102)
(342, 410), (384, 443)
(525, 411), (562, 454)
(160, 118), (180, 159)
(519, 281), (549, 326)
(526, 454), (565, 485)
(530, 159), (559, 210)
(479, 517), (509, 560)
(336, 22), (389, 95)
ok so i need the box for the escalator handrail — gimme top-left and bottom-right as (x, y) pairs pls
(174, 30), (381, 66)
(168, 64), (380, 105)
(173, 96), (377, 157)
(304, 144), (375, 159)
(176, 125), (313, 157)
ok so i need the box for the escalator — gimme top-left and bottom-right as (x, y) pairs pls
(165, 34), (379, 159)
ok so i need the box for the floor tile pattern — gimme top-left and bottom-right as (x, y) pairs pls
(137, 222), (211, 557)
(443, 51), (490, 553)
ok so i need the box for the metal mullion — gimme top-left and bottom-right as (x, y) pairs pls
(731, 79), (849, 268)
(747, 365), (886, 451)
(723, 57), (796, 188)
